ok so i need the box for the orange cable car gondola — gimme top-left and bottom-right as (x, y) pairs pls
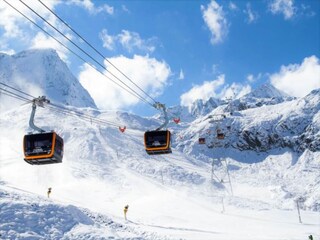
(23, 131), (64, 165)
(144, 130), (172, 155)
(144, 103), (172, 155)
(23, 96), (64, 165)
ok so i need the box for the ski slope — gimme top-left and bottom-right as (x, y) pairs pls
(0, 103), (319, 239)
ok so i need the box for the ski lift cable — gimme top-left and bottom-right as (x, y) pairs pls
(0, 82), (36, 99)
(45, 105), (121, 128)
(40, 103), (139, 135)
(0, 87), (33, 102)
(2, 0), (153, 108)
(45, 104), (139, 135)
(47, 101), (127, 127)
(37, 0), (158, 105)
(0, 82), (133, 133)
(0, 91), (32, 104)
(18, 0), (156, 108)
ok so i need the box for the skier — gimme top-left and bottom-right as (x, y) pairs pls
(124, 205), (129, 220)
(308, 235), (313, 240)
(47, 187), (52, 198)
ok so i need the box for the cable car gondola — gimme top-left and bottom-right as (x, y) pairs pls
(199, 138), (206, 144)
(23, 96), (64, 165)
(217, 129), (225, 139)
(144, 130), (171, 155)
(23, 131), (64, 165)
(144, 103), (172, 155)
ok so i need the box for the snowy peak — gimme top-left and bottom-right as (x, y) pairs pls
(229, 83), (295, 111)
(245, 83), (290, 99)
(189, 97), (221, 117)
(183, 84), (294, 118)
(0, 48), (96, 108)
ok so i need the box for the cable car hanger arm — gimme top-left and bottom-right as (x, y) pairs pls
(153, 102), (169, 131)
(29, 96), (50, 133)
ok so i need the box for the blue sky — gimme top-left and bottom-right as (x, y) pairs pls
(0, 0), (319, 116)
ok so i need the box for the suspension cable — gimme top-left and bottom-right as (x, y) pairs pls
(0, 82), (36, 99)
(0, 81), (135, 132)
(38, 0), (158, 105)
(2, 0), (153, 107)
(18, 0), (155, 107)
(0, 87), (33, 102)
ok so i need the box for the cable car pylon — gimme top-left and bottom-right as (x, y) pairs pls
(144, 102), (172, 155)
(23, 96), (64, 165)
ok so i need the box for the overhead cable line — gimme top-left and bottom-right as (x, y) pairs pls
(2, 0), (152, 107)
(18, 0), (155, 107)
(0, 82), (36, 99)
(0, 81), (135, 133)
(38, 0), (158, 105)
(0, 87), (33, 102)
(46, 104), (121, 128)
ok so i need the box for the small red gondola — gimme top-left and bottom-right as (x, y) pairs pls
(173, 118), (180, 124)
(119, 126), (126, 133)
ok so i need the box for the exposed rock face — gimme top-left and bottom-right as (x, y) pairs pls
(176, 88), (320, 154)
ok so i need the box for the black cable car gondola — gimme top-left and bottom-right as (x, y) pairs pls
(144, 130), (171, 155)
(23, 131), (64, 165)
(217, 129), (225, 139)
(199, 137), (206, 144)
(23, 96), (64, 165)
(144, 103), (172, 155)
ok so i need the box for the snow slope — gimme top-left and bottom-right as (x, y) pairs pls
(0, 49), (319, 239)
(0, 103), (319, 239)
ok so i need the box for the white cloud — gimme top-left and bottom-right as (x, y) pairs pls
(201, 0), (228, 45)
(30, 32), (69, 61)
(122, 5), (130, 13)
(180, 75), (252, 107)
(229, 2), (238, 11)
(0, 0), (49, 38)
(178, 69), (184, 80)
(118, 30), (156, 53)
(247, 74), (255, 83)
(79, 55), (171, 110)
(99, 29), (115, 50)
(180, 75), (225, 107)
(224, 82), (251, 99)
(0, 0), (72, 61)
(270, 56), (320, 97)
(100, 29), (156, 53)
(269, 0), (296, 20)
(68, 0), (113, 15)
(244, 3), (259, 23)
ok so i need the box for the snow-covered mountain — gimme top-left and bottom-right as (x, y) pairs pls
(229, 83), (295, 112)
(0, 49), (96, 108)
(177, 88), (319, 154)
(0, 49), (319, 239)
(181, 83), (295, 118)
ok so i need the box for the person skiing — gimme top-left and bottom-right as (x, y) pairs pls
(47, 187), (52, 198)
(124, 205), (129, 220)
